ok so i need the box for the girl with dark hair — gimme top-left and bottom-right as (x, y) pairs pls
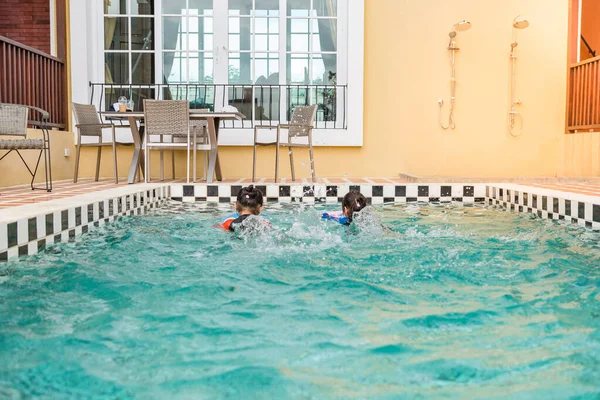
(218, 185), (271, 232)
(322, 190), (368, 225)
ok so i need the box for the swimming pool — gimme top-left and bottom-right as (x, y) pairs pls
(1, 203), (599, 398)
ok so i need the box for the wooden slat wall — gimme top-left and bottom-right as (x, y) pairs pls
(567, 55), (600, 133)
(0, 35), (67, 129)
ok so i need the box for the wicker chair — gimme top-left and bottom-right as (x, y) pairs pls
(0, 103), (52, 191)
(71, 103), (130, 184)
(253, 104), (318, 183)
(170, 108), (210, 182)
(144, 100), (212, 183)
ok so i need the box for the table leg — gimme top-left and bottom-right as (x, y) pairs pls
(127, 117), (145, 184)
(206, 117), (218, 184)
(214, 118), (222, 181)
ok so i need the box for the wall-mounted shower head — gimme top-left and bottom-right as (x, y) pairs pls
(454, 21), (472, 32)
(449, 31), (457, 39)
(510, 41), (519, 48)
(513, 16), (529, 29)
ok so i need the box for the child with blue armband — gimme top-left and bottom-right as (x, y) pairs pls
(217, 185), (271, 232)
(322, 190), (367, 225)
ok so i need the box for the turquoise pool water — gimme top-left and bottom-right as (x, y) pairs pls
(1, 203), (599, 399)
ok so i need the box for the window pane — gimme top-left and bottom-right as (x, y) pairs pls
(255, 17), (268, 34)
(104, 17), (128, 50)
(229, 17), (240, 34)
(162, 0), (186, 14)
(105, 52), (128, 83)
(189, 52), (214, 83)
(312, 54), (336, 84)
(290, 18), (309, 33)
(131, 53), (155, 84)
(229, 35), (240, 52)
(204, 34), (213, 50)
(313, 0), (337, 17)
(287, 55), (308, 83)
(130, 0), (154, 15)
(290, 34), (309, 52)
(312, 19), (336, 52)
(269, 18), (279, 33)
(131, 18), (154, 50)
(204, 17), (213, 33)
(163, 17), (183, 50)
(255, 35), (268, 52)
(255, 56), (278, 81)
(188, 0), (213, 15)
(104, 0), (126, 15)
(163, 52), (186, 83)
(230, 53), (252, 83)
(269, 35), (278, 51)
(229, 0), (252, 16)
(287, 0), (310, 16)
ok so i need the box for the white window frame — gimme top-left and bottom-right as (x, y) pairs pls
(72, 0), (363, 146)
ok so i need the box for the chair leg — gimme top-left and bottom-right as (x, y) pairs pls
(111, 126), (118, 184)
(193, 132), (197, 183)
(95, 145), (102, 182)
(252, 144), (257, 182)
(73, 144), (81, 183)
(171, 150), (175, 180)
(160, 150), (164, 181)
(289, 147), (295, 182)
(309, 145), (316, 183)
(145, 142), (150, 183)
(275, 126), (280, 183)
(46, 137), (52, 192)
(186, 143), (190, 184)
(29, 150), (44, 190)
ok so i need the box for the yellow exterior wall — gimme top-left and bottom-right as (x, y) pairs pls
(3, 0), (588, 187)
(563, 132), (600, 176)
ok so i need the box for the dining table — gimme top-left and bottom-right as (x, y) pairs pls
(101, 110), (245, 184)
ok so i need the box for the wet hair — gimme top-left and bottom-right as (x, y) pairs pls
(342, 190), (367, 223)
(236, 185), (264, 214)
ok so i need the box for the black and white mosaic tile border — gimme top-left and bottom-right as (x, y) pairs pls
(486, 184), (600, 230)
(171, 183), (487, 205)
(0, 186), (170, 262)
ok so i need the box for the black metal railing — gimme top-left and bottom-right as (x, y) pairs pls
(89, 82), (347, 129)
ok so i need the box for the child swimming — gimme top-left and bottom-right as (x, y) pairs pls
(218, 185), (271, 232)
(322, 190), (368, 225)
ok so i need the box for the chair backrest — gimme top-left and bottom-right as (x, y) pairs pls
(144, 100), (189, 138)
(72, 103), (103, 136)
(289, 104), (318, 138)
(0, 103), (28, 137)
(186, 108), (210, 137)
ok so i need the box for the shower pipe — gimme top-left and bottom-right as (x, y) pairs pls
(508, 16), (529, 137)
(438, 20), (471, 130)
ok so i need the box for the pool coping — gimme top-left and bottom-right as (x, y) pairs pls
(169, 183), (487, 204)
(1, 181), (599, 262)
